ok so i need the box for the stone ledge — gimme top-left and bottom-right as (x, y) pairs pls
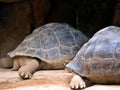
(0, 68), (120, 90)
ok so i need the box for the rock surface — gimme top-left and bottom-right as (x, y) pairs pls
(0, 68), (120, 90)
(0, 69), (72, 90)
(0, 0), (50, 58)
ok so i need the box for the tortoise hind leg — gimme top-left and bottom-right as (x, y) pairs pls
(12, 57), (20, 71)
(0, 56), (13, 68)
(18, 56), (39, 79)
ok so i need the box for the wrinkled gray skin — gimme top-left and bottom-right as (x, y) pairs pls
(66, 26), (120, 89)
(7, 23), (87, 79)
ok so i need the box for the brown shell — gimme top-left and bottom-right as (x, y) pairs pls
(8, 23), (87, 63)
(66, 26), (120, 84)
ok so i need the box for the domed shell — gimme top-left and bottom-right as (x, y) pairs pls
(66, 26), (120, 84)
(8, 23), (87, 62)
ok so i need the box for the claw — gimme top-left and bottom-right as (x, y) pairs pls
(80, 81), (86, 88)
(75, 84), (79, 89)
(24, 73), (28, 78)
(71, 85), (75, 89)
(70, 75), (86, 89)
(20, 72), (24, 77)
(19, 72), (32, 79)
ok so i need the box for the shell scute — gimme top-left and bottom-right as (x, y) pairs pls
(8, 23), (87, 62)
(66, 26), (120, 84)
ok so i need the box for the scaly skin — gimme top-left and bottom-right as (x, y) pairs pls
(12, 56), (58, 79)
(12, 56), (40, 79)
(66, 68), (86, 89)
(0, 56), (13, 68)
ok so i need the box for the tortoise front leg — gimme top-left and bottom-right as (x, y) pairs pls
(18, 58), (39, 79)
(66, 68), (86, 89)
(70, 74), (86, 89)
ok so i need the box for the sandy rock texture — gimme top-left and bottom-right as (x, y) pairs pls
(0, 68), (120, 90)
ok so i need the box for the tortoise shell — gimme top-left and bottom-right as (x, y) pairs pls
(8, 23), (87, 63)
(66, 26), (120, 84)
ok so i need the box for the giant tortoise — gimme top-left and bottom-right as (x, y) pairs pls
(66, 26), (120, 89)
(8, 23), (87, 79)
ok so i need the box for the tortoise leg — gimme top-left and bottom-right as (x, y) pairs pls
(66, 68), (86, 89)
(18, 57), (39, 79)
(70, 74), (86, 89)
(0, 56), (13, 68)
(12, 58), (20, 71)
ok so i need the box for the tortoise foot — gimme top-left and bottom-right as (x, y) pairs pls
(70, 75), (86, 89)
(19, 71), (32, 79)
(18, 65), (35, 79)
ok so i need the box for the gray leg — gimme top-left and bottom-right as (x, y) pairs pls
(39, 61), (54, 69)
(70, 74), (86, 89)
(66, 67), (86, 89)
(12, 58), (20, 71)
(0, 56), (13, 68)
(18, 59), (39, 79)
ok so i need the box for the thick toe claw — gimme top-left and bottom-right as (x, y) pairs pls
(71, 85), (75, 89)
(70, 75), (86, 89)
(80, 81), (86, 88)
(19, 72), (32, 79)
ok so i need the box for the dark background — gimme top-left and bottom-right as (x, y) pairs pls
(0, 0), (119, 58)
